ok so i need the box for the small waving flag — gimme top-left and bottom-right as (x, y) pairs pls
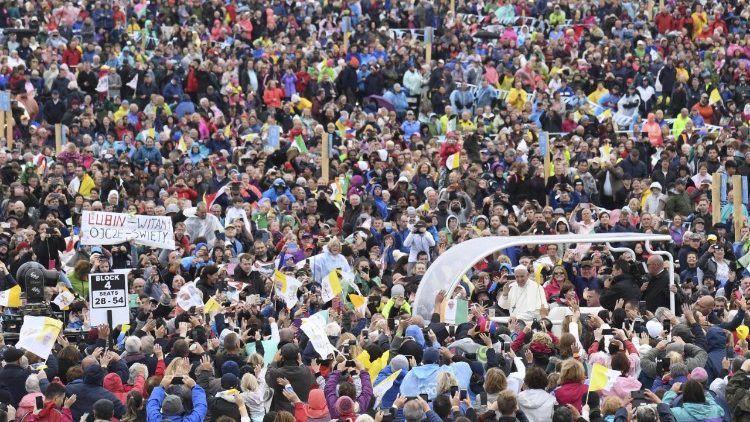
(293, 135), (308, 153)
(321, 269), (342, 303)
(709, 88), (723, 105)
(204, 184), (228, 209)
(0, 285), (22, 308)
(446, 152), (460, 169)
(36, 156), (47, 176)
(349, 293), (366, 313)
(373, 368), (402, 407)
(204, 297), (222, 314)
(589, 363), (621, 391)
(126, 74), (139, 91)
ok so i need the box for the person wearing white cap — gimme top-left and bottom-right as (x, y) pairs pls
(643, 181), (666, 216)
(499, 265), (548, 323)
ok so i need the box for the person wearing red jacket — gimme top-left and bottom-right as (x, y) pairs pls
(554, 359), (589, 412)
(61, 41), (82, 68)
(23, 382), (76, 422)
(104, 371), (147, 403)
(263, 80), (284, 109)
(170, 178), (198, 201)
(438, 132), (461, 167)
(654, 8), (674, 34)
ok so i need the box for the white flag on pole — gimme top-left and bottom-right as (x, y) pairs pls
(126, 74), (139, 90)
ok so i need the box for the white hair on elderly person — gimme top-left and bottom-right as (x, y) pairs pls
(25, 373), (40, 393)
(140, 335), (155, 355)
(128, 363), (149, 384)
(124, 336), (142, 354)
(325, 322), (341, 337)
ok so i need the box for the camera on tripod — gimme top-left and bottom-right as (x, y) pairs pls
(16, 262), (59, 304)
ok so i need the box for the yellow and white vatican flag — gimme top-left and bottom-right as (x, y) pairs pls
(0, 285), (21, 308)
(17, 316), (63, 359)
(274, 270), (301, 309)
(446, 152), (460, 169)
(321, 269), (343, 303)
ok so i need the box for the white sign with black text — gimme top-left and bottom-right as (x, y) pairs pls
(89, 273), (130, 326)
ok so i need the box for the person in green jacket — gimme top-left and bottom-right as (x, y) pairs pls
(381, 284), (411, 319)
(664, 179), (693, 219)
(662, 379), (725, 422)
(67, 260), (92, 299)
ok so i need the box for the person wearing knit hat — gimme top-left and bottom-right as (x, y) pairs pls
(381, 283), (411, 318)
(422, 347), (440, 365)
(161, 394), (184, 416)
(221, 361), (241, 378)
(208, 373), (245, 422)
(334, 396), (357, 420)
(370, 355), (409, 409)
(689, 367), (709, 383)
(221, 373), (240, 390)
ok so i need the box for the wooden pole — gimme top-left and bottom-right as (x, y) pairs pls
(5, 111), (12, 150)
(322, 134), (330, 183)
(712, 172), (721, 225)
(543, 132), (551, 183)
(55, 124), (63, 153)
(342, 32), (351, 58)
(733, 175), (744, 242)
(0, 111), (5, 149)
(425, 27), (433, 67)
(450, 0), (455, 15)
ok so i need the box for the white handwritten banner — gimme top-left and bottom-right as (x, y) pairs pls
(300, 310), (337, 359)
(81, 211), (175, 249)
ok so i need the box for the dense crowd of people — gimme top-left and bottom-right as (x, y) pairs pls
(2, 0), (750, 421)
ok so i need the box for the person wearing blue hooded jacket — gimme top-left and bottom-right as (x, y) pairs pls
(399, 346), (473, 401)
(146, 374), (208, 422)
(370, 184), (389, 220)
(66, 364), (126, 421)
(705, 326), (733, 385)
(132, 137), (163, 168)
(374, 355), (410, 410)
(262, 178), (296, 204)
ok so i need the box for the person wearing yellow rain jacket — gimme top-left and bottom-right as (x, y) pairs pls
(691, 4), (708, 39)
(113, 101), (129, 123)
(317, 59), (337, 82)
(506, 79), (528, 111)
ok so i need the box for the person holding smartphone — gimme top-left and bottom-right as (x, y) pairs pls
(18, 383), (76, 422)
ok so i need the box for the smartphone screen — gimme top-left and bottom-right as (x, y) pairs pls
(602, 328), (614, 336)
(450, 386), (459, 396)
(460, 390), (468, 400)
(35, 396), (43, 410)
(419, 393), (429, 402)
(663, 320), (671, 333)
(639, 301), (647, 314)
